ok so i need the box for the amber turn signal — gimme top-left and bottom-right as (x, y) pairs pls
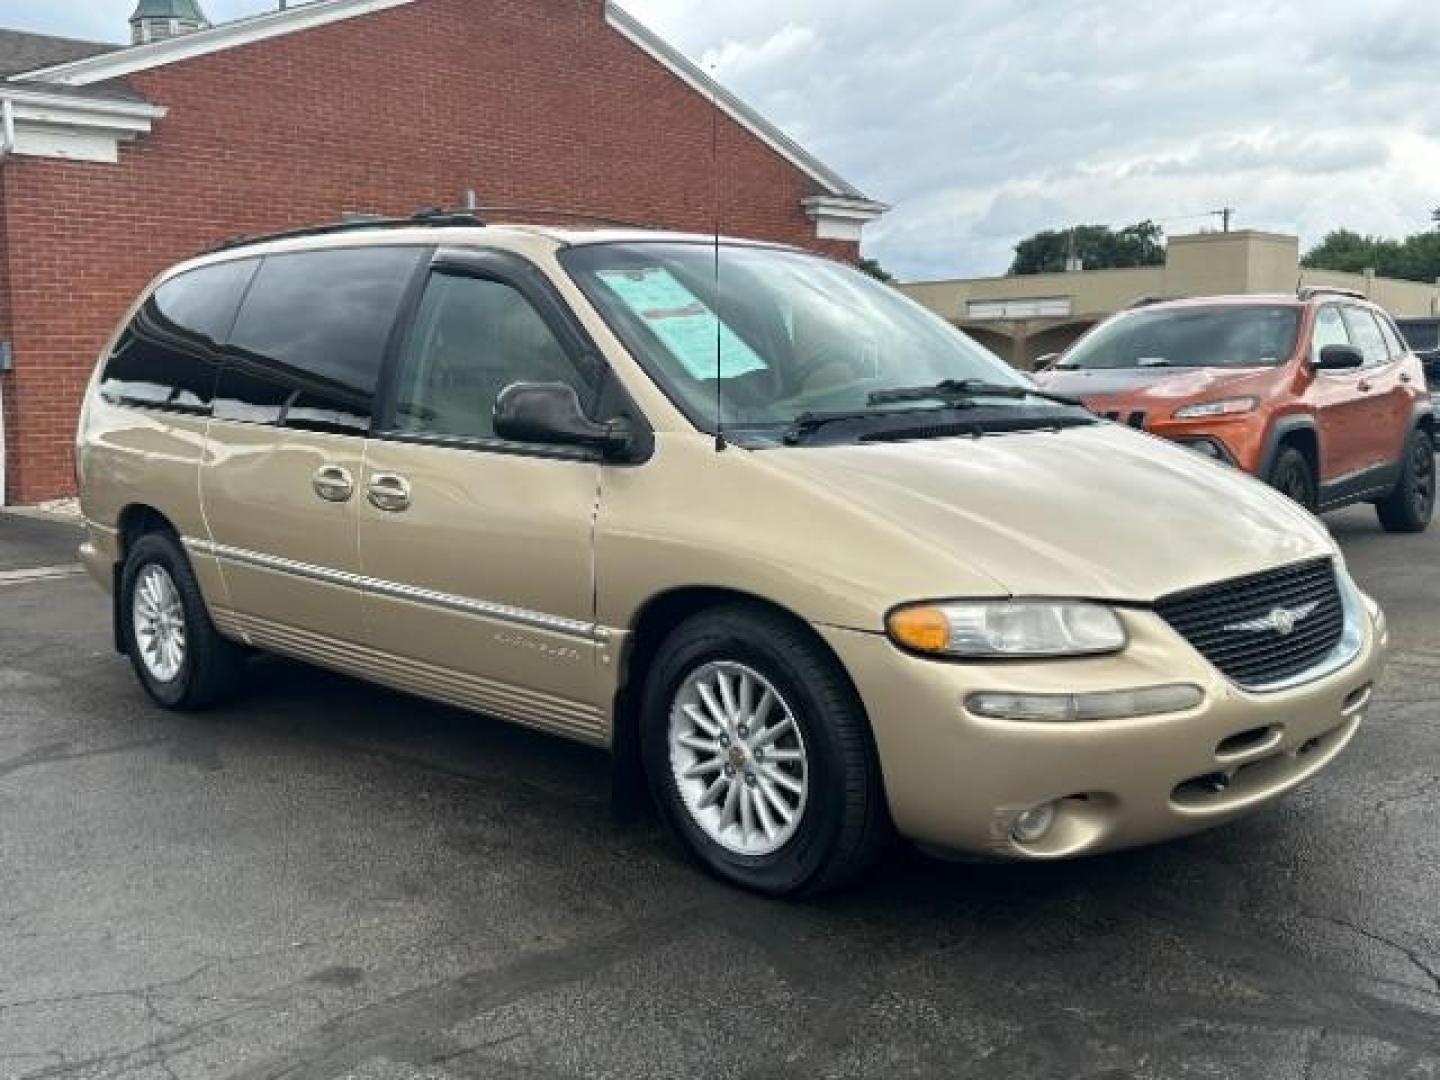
(886, 606), (951, 653)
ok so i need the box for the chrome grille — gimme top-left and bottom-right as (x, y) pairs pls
(1153, 559), (1343, 689)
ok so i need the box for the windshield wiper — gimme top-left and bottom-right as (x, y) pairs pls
(782, 402), (973, 445)
(866, 378), (1082, 408)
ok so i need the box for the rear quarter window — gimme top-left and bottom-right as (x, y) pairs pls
(214, 246), (427, 434)
(100, 259), (258, 413)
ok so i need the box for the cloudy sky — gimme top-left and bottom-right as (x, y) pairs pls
(7, 0), (1439, 280)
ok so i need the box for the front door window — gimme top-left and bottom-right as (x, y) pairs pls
(392, 272), (594, 441)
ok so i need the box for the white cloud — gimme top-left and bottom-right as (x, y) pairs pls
(623, 0), (1440, 279)
(700, 23), (818, 82)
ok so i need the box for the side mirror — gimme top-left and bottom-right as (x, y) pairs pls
(1314, 344), (1364, 371)
(494, 382), (633, 458)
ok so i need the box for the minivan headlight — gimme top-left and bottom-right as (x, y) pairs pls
(1173, 396), (1258, 419)
(887, 601), (1127, 658)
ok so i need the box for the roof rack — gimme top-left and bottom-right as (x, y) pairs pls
(206, 207), (486, 254)
(467, 205), (659, 230)
(1297, 285), (1368, 302)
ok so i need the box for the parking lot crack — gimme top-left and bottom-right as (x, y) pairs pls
(1300, 910), (1440, 996)
(0, 738), (168, 783)
(216, 902), (712, 1080)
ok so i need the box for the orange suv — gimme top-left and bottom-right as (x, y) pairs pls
(1035, 288), (1435, 532)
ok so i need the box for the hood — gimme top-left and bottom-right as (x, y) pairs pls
(763, 423), (1334, 603)
(1036, 365), (1281, 409)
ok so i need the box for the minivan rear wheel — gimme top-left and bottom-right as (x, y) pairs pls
(1376, 428), (1435, 533)
(640, 605), (889, 896)
(1267, 445), (1317, 512)
(121, 532), (243, 710)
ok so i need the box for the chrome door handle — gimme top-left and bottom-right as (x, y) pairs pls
(366, 473), (412, 513)
(311, 465), (355, 503)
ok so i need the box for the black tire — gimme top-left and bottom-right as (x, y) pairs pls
(120, 531), (243, 710)
(640, 604), (889, 896)
(1376, 427), (1435, 533)
(1267, 445), (1318, 512)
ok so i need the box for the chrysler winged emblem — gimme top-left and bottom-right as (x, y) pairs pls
(1224, 601), (1319, 637)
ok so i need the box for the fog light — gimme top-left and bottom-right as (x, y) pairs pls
(966, 684), (1204, 722)
(1012, 802), (1057, 843)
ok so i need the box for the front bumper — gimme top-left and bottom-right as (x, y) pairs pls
(1085, 400), (1267, 475)
(819, 597), (1386, 859)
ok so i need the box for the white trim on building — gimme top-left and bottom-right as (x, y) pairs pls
(16, 0), (418, 84)
(967, 297), (1074, 321)
(802, 195), (889, 242)
(0, 87), (166, 164)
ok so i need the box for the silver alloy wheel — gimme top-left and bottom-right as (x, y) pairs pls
(668, 660), (809, 857)
(132, 564), (187, 683)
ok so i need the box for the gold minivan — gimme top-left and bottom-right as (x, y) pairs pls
(77, 216), (1387, 895)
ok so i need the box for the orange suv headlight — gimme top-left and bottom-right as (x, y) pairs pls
(1173, 396), (1259, 419)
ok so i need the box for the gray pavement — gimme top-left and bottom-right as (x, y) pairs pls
(0, 508), (1437, 1078)
(0, 514), (83, 573)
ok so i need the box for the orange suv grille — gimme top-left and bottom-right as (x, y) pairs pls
(1154, 559), (1343, 689)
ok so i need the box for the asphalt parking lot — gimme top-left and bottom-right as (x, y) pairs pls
(1, 509), (1437, 1079)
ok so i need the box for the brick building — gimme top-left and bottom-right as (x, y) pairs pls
(0, 0), (885, 505)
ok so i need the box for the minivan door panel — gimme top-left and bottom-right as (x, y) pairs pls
(198, 245), (428, 647)
(357, 257), (611, 742)
(357, 440), (604, 740)
(200, 425), (367, 640)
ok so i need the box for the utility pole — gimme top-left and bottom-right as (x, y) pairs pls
(1213, 207), (1235, 232)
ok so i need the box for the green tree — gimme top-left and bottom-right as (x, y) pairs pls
(857, 256), (894, 283)
(1009, 221), (1165, 275)
(1301, 229), (1395, 275)
(1301, 228), (1440, 282)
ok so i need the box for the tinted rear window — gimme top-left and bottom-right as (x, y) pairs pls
(1398, 321), (1440, 351)
(215, 246), (426, 433)
(1063, 306), (1301, 370)
(100, 259), (258, 413)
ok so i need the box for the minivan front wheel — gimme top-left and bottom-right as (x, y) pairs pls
(121, 532), (242, 710)
(641, 605), (889, 896)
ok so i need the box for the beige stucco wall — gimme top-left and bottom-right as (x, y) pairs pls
(1299, 268), (1440, 317)
(901, 229), (1440, 369)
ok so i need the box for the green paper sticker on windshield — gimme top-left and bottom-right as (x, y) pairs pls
(597, 268), (766, 381)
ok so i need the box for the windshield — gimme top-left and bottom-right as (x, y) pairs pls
(562, 242), (1046, 434)
(1062, 305), (1301, 370)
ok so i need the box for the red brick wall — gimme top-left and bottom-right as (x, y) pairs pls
(0, 0), (859, 503)
(0, 170), (14, 505)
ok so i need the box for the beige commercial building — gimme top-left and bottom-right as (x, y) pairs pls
(900, 230), (1440, 369)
